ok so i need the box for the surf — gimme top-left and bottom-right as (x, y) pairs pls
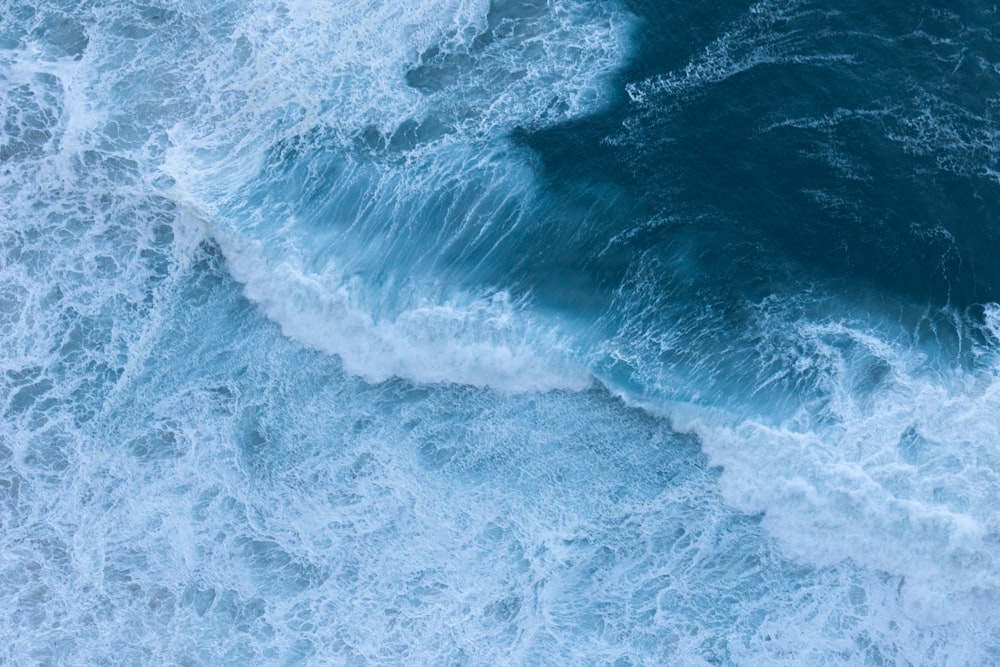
(4, 0), (1000, 664)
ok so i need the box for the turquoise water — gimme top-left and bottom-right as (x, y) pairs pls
(3, 1), (1000, 664)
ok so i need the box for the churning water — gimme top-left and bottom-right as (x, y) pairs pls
(3, 0), (1000, 664)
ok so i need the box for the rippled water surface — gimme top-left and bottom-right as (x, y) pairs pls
(3, 1), (1000, 664)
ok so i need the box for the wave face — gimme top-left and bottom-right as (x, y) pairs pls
(3, 0), (1000, 664)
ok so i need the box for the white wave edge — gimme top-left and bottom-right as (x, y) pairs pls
(609, 317), (1000, 627)
(212, 227), (591, 393)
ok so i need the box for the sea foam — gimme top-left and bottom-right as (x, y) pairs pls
(162, 0), (636, 391)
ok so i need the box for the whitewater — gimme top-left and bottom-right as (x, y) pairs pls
(3, 0), (1000, 664)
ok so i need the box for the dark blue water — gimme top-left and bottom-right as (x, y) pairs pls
(3, 0), (1000, 664)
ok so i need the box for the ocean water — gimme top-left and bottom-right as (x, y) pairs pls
(3, 0), (1000, 664)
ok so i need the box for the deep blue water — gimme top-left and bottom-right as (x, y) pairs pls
(3, 1), (1000, 664)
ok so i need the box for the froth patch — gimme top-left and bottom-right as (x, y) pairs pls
(216, 231), (589, 392)
(670, 316), (1000, 625)
(985, 303), (1000, 343)
(165, 0), (636, 177)
(159, 0), (635, 392)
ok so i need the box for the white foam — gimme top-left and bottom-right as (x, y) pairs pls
(215, 226), (589, 392)
(10, 1), (1000, 662)
(666, 311), (1000, 625)
(164, 0), (634, 177)
(985, 303), (1000, 342)
(160, 0), (635, 392)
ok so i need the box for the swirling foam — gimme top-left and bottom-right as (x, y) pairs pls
(156, 0), (634, 390)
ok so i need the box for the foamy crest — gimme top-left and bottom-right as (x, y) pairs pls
(162, 0), (634, 390)
(670, 310), (1000, 625)
(7, 0), (1000, 663)
(216, 227), (589, 391)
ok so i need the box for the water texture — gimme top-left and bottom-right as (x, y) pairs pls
(3, 0), (1000, 664)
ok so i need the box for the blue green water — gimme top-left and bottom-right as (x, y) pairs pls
(3, 1), (1000, 664)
